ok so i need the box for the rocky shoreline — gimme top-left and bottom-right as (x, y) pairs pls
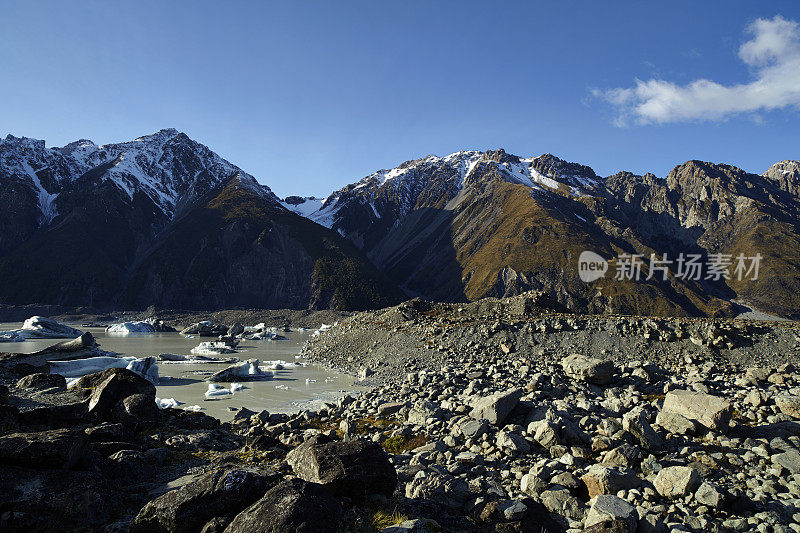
(1, 295), (800, 532)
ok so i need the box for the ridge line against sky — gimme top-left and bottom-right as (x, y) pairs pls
(1, 1), (798, 197)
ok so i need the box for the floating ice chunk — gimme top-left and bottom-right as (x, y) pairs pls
(207, 359), (271, 382)
(0, 316), (83, 342)
(230, 382), (246, 392)
(50, 356), (135, 377)
(205, 384), (232, 398)
(305, 378), (316, 384)
(156, 397), (181, 409)
(158, 353), (239, 364)
(125, 356), (159, 385)
(248, 331), (285, 340)
(191, 341), (238, 357)
(312, 322), (335, 337)
(275, 385), (290, 390)
(50, 355), (159, 384)
(105, 321), (157, 335)
(184, 405), (202, 412)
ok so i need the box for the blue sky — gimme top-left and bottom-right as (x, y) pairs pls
(2, 1), (799, 197)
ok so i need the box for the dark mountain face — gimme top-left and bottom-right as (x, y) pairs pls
(291, 151), (800, 318)
(0, 130), (403, 311)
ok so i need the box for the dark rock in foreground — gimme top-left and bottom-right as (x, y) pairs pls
(286, 436), (397, 499)
(223, 478), (342, 533)
(130, 467), (281, 533)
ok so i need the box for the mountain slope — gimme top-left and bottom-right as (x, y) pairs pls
(0, 130), (404, 311)
(295, 149), (800, 318)
(120, 176), (404, 310)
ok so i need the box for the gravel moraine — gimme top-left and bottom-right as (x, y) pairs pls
(2, 293), (800, 532)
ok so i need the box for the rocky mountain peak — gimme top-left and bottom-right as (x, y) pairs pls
(482, 148), (519, 164)
(763, 160), (800, 196)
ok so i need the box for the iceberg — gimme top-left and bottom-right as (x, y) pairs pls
(207, 359), (272, 382)
(0, 316), (83, 342)
(105, 321), (157, 335)
(125, 356), (160, 385)
(312, 322), (335, 337)
(50, 356), (133, 377)
(156, 397), (181, 409)
(248, 331), (286, 340)
(50, 355), (159, 384)
(157, 353), (239, 364)
(230, 382), (246, 392)
(205, 384), (232, 398)
(190, 341), (238, 357)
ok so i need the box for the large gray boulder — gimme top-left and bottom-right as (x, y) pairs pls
(407, 401), (443, 425)
(405, 472), (470, 508)
(286, 437), (397, 498)
(661, 390), (732, 431)
(539, 486), (586, 521)
(775, 395), (800, 419)
(653, 466), (701, 498)
(223, 478), (341, 533)
(561, 354), (614, 385)
(584, 495), (637, 532)
(0, 428), (88, 469)
(86, 368), (156, 419)
(469, 388), (522, 426)
(772, 449), (800, 474)
(622, 407), (663, 451)
(655, 410), (697, 435)
(581, 464), (640, 499)
(130, 467), (280, 533)
(113, 393), (162, 427)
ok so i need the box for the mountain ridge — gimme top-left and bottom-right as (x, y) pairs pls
(0, 129), (403, 311)
(285, 148), (800, 317)
(1, 129), (798, 316)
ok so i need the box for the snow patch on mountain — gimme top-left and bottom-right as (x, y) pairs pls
(1, 129), (280, 222)
(281, 196), (326, 218)
(286, 149), (602, 229)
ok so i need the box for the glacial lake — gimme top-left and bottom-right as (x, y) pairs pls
(0, 323), (362, 420)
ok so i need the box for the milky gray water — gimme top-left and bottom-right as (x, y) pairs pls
(0, 323), (362, 420)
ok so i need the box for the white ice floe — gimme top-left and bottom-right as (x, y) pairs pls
(191, 341), (238, 357)
(207, 359), (272, 382)
(275, 385), (290, 390)
(184, 405), (202, 412)
(0, 316), (83, 342)
(158, 353), (238, 364)
(230, 382), (246, 392)
(312, 322), (335, 337)
(305, 378), (316, 384)
(205, 384), (232, 398)
(50, 355), (159, 384)
(261, 360), (303, 371)
(247, 331), (286, 340)
(105, 321), (157, 334)
(156, 397), (181, 409)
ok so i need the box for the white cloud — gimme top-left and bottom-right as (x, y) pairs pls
(597, 15), (800, 126)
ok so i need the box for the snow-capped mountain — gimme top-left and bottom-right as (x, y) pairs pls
(305, 149), (602, 231)
(0, 128), (278, 230)
(287, 148), (800, 318)
(2, 129), (799, 317)
(0, 129), (402, 311)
